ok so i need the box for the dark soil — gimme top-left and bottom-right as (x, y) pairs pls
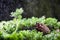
(0, 0), (22, 21)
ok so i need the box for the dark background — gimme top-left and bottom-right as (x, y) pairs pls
(0, 0), (60, 21)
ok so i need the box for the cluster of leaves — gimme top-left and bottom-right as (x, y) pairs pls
(0, 30), (43, 40)
(0, 30), (60, 40)
(42, 31), (60, 40)
(0, 8), (60, 40)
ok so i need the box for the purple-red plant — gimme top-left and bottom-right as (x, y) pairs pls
(36, 23), (50, 34)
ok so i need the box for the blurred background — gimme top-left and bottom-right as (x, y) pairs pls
(0, 0), (60, 21)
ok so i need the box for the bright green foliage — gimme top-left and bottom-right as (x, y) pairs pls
(0, 31), (2, 37)
(45, 18), (58, 29)
(37, 16), (45, 24)
(18, 30), (43, 40)
(3, 32), (18, 40)
(0, 8), (60, 40)
(42, 31), (60, 40)
(57, 22), (60, 29)
(0, 21), (16, 34)
(11, 8), (23, 19)
(19, 16), (45, 27)
(45, 18), (57, 26)
(0, 30), (43, 40)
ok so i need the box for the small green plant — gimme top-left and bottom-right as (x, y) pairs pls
(11, 8), (23, 19)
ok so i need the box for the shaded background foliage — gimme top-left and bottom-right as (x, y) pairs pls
(0, 0), (60, 21)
